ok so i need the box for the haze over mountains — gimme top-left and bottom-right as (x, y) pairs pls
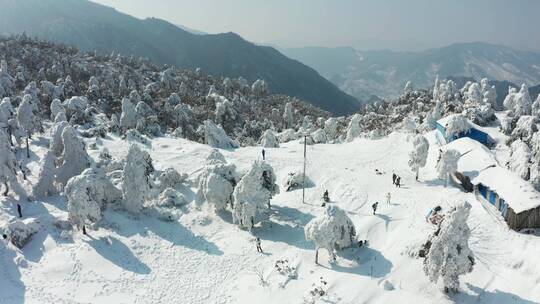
(0, 0), (361, 115)
(281, 43), (540, 101)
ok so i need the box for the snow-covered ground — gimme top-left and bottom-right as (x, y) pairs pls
(1, 131), (540, 304)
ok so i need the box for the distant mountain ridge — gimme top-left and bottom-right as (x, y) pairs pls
(280, 42), (540, 101)
(0, 0), (360, 115)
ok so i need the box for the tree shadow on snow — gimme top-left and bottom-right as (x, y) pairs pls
(323, 247), (392, 278)
(0, 245), (26, 304)
(252, 205), (315, 250)
(87, 236), (151, 274)
(452, 283), (538, 304)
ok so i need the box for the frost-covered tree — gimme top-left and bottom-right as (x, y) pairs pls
(214, 95), (239, 133)
(32, 150), (57, 199)
(423, 202), (474, 293)
(404, 81), (413, 94)
(0, 130), (26, 199)
(56, 126), (91, 187)
(305, 205), (356, 263)
(283, 102), (294, 129)
(480, 78), (498, 110)
(251, 79), (268, 98)
(66, 168), (122, 234)
(232, 161), (279, 230)
(50, 121), (68, 157)
(17, 95), (40, 157)
(324, 117), (339, 141)
(120, 97), (137, 130)
(311, 128), (327, 144)
(409, 134), (429, 180)
(346, 114), (362, 142)
(437, 149), (460, 186)
(532, 94), (540, 119)
(260, 129), (279, 148)
(197, 150), (237, 211)
(65, 96), (88, 123)
(202, 120), (239, 149)
(0, 59), (15, 98)
(511, 115), (537, 144)
(509, 140), (531, 180)
(503, 87), (518, 111)
(514, 84), (532, 117)
(445, 115), (470, 139)
(122, 145), (154, 214)
(50, 98), (65, 120)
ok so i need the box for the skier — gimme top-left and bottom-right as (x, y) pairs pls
(82, 225), (87, 235)
(17, 203), (22, 218)
(255, 237), (263, 253)
(262, 149), (266, 160)
(372, 202), (379, 215)
(386, 192), (391, 205)
(323, 190), (329, 202)
(396, 176), (401, 188)
(392, 172), (397, 185)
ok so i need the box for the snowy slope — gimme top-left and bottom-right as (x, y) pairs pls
(1, 131), (540, 304)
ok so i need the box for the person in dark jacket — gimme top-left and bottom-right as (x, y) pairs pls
(262, 149), (266, 160)
(17, 204), (22, 218)
(255, 237), (263, 253)
(372, 202), (379, 215)
(396, 177), (401, 188)
(392, 173), (397, 185)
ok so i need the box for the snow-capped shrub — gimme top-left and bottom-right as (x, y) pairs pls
(197, 150), (237, 211)
(324, 117), (339, 140)
(158, 167), (187, 191)
(423, 202), (474, 293)
(260, 129), (279, 148)
(252, 79), (268, 98)
(311, 128), (327, 144)
(32, 150), (57, 199)
(122, 145), (154, 214)
(65, 96), (88, 121)
(66, 168), (122, 231)
(56, 126), (91, 187)
(283, 170), (313, 191)
(514, 84), (532, 116)
(50, 121), (68, 156)
(283, 102), (294, 129)
(437, 149), (460, 186)
(503, 87), (518, 111)
(157, 188), (188, 207)
(50, 98), (65, 120)
(17, 95), (40, 139)
(4, 219), (39, 249)
(509, 140), (531, 180)
(305, 205), (357, 263)
(232, 161), (279, 230)
(408, 134), (429, 180)
(202, 120), (239, 149)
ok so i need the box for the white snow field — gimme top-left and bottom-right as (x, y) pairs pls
(1, 131), (540, 304)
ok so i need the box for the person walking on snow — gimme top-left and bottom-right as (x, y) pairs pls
(392, 172), (397, 185)
(372, 202), (379, 215)
(17, 203), (22, 218)
(262, 149), (266, 160)
(255, 237), (263, 253)
(386, 192), (391, 205)
(396, 176), (401, 188)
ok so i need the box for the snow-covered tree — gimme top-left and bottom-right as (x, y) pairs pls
(50, 98), (65, 120)
(409, 134), (430, 180)
(232, 161), (279, 230)
(437, 149), (460, 186)
(197, 151), (237, 212)
(157, 167), (186, 191)
(66, 168), (122, 234)
(311, 128), (327, 144)
(260, 129), (279, 148)
(345, 114), (362, 142)
(201, 120), (239, 149)
(480, 78), (498, 110)
(503, 87), (518, 111)
(120, 97), (137, 130)
(56, 126), (91, 187)
(50, 121), (68, 157)
(532, 94), (540, 119)
(423, 202), (474, 293)
(511, 115), (537, 144)
(514, 84), (532, 117)
(283, 102), (294, 129)
(324, 117), (339, 141)
(0, 130), (26, 199)
(122, 144), (154, 214)
(404, 81), (413, 94)
(32, 150), (57, 199)
(305, 205), (357, 263)
(17, 95), (40, 157)
(251, 79), (268, 98)
(445, 115), (470, 138)
(509, 140), (531, 180)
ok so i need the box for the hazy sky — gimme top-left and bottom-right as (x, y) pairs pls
(91, 0), (540, 52)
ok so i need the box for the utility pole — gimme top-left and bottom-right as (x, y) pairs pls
(302, 134), (307, 204)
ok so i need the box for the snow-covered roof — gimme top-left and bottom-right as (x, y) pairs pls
(436, 114), (487, 133)
(444, 137), (540, 213)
